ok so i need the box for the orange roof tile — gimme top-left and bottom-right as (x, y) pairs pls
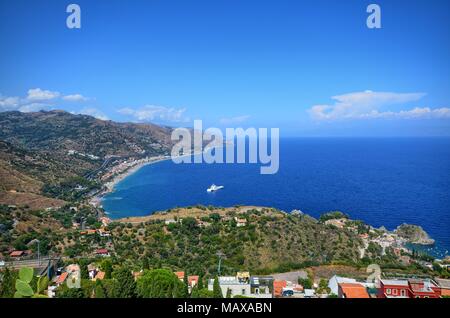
(188, 275), (199, 286)
(174, 271), (185, 280)
(56, 272), (69, 284)
(95, 271), (105, 280)
(339, 283), (370, 298)
(10, 251), (24, 257)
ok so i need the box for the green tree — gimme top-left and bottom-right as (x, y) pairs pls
(190, 286), (199, 298)
(298, 277), (312, 289)
(101, 259), (113, 279)
(197, 288), (215, 298)
(95, 280), (106, 298)
(213, 276), (223, 298)
(182, 271), (189, 297)
(142, 258), (149, 270)
(197, 275), (204, 290)
(136, 269), (184, 298)
(114, 267), (137, 298)
(57, 284), (85, 298)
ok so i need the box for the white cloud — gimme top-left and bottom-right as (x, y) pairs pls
(0, 95), (21, 111)
(27, 88), (60, 101)
(308, 90), (449, 120)
(1, 89), (95, 115)
(118, 105), (189, 123)
(219, 115), (251, 125)
(18, 103), (52, 113)
(62, 94), (89, 102)
(75, 108), (109, 121)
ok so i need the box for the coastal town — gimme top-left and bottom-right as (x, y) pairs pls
(1, 199), (450, 298)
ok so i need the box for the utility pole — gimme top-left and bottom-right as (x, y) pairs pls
(36, 239), (40, 266)
(216, 251), (225, 276)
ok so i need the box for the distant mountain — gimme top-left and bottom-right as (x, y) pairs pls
(0, 110), (173, 158)
(0, 110), (175, 208)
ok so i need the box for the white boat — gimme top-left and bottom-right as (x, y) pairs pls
(207, 184), (224, 192)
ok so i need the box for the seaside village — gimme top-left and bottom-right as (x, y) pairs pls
(2, 208), (450, 299)
(33, 265), (450, 299)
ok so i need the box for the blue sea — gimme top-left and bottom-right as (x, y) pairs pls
(103, 138), (450, 258)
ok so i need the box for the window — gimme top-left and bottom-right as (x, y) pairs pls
(401, 289), (406, 296)
(386, 288), (391, 294)
(393, 289), (398, 295)
(242, 289), (246, 295)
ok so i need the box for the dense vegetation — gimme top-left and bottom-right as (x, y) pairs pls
(109, 207), (363, 275)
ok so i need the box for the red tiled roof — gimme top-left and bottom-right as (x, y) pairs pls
(273, 280), (287, 297)
(10, 251), (24, 257)
(56, 272), (69, 284)
(175, 271), (185, 280)
(188, 275), (199, 286)
(96, 249), (109, 254)
(95, 271), (105, 280)
(339, 283), (370, 298)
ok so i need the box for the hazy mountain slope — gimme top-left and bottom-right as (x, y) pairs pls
(0, 110), (175, 208)
(0, 110), (173, 158)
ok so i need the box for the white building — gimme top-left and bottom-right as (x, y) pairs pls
(208, 276), (251, 297)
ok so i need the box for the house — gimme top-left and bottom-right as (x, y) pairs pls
(358, 233), (369, 239)
(188, 276), (199, 288)
(250, 276), (273, 298)
(100, 217), (111, 227)
(273, 280), (287, 297)
(408, 279), (441, 298)
(55, 272), (69, 286)
(80, 229), (96, 236)
(234, 217), (247, 227)
(208, 276), (251, 298)
(338, 283), (370, 298)
(9, 250), (24, 258)
(378, 279), (409, 298)
(95, 249), (110, 257)
(175, 271), (185, 281)
(98, 229), (111, 237)
(379, 278), (441, 298)
(165, 219), (177, 225)
(435, 278), (450, 297)
(208, 272), (272, 298)
(94, 271), (106, 281)
(328, 275), (358, 296)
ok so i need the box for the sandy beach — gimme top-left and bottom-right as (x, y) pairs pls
(88, 155), (171, 208)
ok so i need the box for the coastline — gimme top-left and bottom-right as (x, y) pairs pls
(88, 155), (171, 209)
(89, 149), (210, 210)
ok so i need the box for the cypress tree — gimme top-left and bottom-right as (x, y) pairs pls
(213, 276), (223, 298)
(115, 267), (137, 298)
(183, 270), (189, 297)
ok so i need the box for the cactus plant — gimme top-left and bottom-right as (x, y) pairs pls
(14, 267), (49, 298)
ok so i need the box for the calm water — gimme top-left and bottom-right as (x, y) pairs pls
(103, 138), (450, 257)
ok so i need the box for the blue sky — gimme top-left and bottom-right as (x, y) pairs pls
(1, 0), (449, 136)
